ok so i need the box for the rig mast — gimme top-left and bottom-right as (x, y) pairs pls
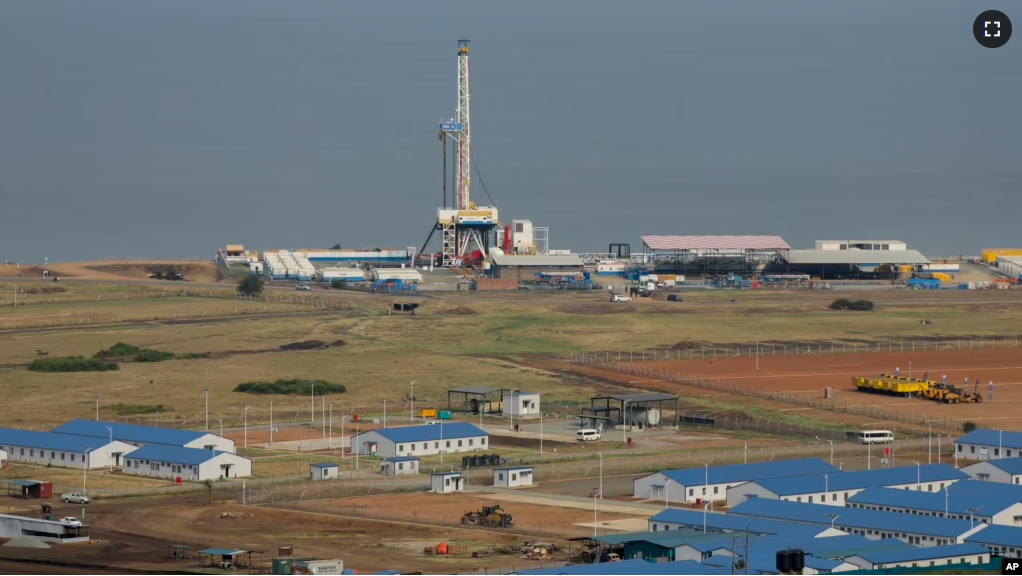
(430, 39), (497, 268)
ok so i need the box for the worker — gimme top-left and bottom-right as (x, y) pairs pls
(989, 380), (994, 400)
(895, 367), (901, 378)
(923, 371), (929, 382)
(943, 374), (947, 385)
(975, 378), (981, 394)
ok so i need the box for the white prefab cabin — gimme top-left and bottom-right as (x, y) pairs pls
(123, 445), (252, 481)
(351, 422), (488, 458)
(962, 459), (1022, 485)
(310, 463), (340, 481)
(493, 467), (534, 488)
(381, 457), (420, 476)
(501, 391), (540, 419)
(432, 472), (464, 493)
(955, 429), (1022, 461)
(0, 428), (138, 470)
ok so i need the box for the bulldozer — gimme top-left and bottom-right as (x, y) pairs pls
(924, 384), (983, 404)
(461, 504), (514, 528)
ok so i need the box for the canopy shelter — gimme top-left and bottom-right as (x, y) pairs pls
(168, 544), (193, 560)
(587, 393), (679, 429)
(199, 548), (248, 568)
(447, 386), (501, 412)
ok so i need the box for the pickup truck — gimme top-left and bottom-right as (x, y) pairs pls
(61, 517), (83, 527)
(611, 295), (632, 302)
(62, 492), (90, 504)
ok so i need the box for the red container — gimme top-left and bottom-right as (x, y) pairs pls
(36, 482), (53, 499)
(176, 476), (183, 484)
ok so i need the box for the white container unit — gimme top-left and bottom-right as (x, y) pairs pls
(372, 269), (423, 283)
(321, 268), (365, 281)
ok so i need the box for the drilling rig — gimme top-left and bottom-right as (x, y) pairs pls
(423, 39), (499, 268)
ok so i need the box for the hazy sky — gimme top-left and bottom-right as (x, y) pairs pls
(1, 0), (1018, 262)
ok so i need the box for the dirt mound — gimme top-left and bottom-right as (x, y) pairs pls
(331, 339), (346, 347)
(440, 306), (477, 316)
(279, 340), (330, 351)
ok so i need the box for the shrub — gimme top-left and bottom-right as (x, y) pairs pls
(962, 421), (977, 433)
(107, 403), (166, 415)
(331, 279), (348, 289)
(28, 356), (119, 372)
(134, 349), (176, 362)
(830, 298), (874, 312)
(96, 342), (176, 362)
(233, 379), (347, 395)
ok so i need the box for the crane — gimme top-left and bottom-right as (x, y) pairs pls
(424, 39), (499, 268)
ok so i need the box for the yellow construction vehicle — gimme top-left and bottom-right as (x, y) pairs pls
(461, 504), (515, 528)
(853, 375), (930, 397)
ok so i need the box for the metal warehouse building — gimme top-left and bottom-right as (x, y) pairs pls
(966, 524), (1022, 558)
(847, 480), (1022, 525)
(956, 429), (1022, 461)
(350, 422), (488, 459)
(488, 252), (585, 280)
(123, 445), (251, 481)
(843, 543), (990, 571)
(0, 428), (137, 469)
(634, 458), (840, 504)
(729, 499), (988, 547)
(725, 463), (968, 507)
(647, 509), (844, 538)
(962, 457), (1022, 485)
(0, 513), (89, 544)
(53, 419), (235, 453)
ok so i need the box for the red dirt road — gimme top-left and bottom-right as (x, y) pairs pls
(644, 349), (1022, 430)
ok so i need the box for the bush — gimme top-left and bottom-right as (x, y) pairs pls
(107, 403), (166, 415)
(238, 275), (265, 296)
(830, 298), (874, 312)
(134, 349), (176, 362)
(962, 421), (977, 433)
(28, 356), (119, 372)
(233, 379), (347, 396)
(331, 279), (348, 289)
(95, 342), (176, 362)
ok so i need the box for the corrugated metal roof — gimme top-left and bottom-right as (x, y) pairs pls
(848, 480), (1022, 515)
(748, 463), (968, 496)
(729, 499), (978, 538)
(383, 456), (419, 462)
(5, 479), (42, 487)
(53, 419), (211, 447)
(200, 548), (246, 556)
(641, 235), (791, 251)
(983, 457), (1022, 475)
(784, 249), (931, 265)
(124, 445), (232, 466)
(596, 393), (678, 403)
(449, 386), (499, 395)
(311, 462), (339, 468)
(490, 254), (584, 267)
(514, 559), (727, 575)
(365, 422), (486, 444)
(965, 524), (1017, 547)
(648, 509), (829, 536)
(0, 428), (115, 452)
(750, 533), (915, 560)
(958, 429), (1022, 450)
(658, 458), (839, 487)
(850, 542), (988, 565)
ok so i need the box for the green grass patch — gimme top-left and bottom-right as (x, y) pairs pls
(28, 356), (119, 372)
(233, 379), (347, 395)
(106, 403), (167, 415)
(95, 342), (176, 362)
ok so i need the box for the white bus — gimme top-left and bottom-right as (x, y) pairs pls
(848, 430), (895, 444)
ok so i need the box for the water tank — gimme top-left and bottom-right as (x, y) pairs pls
(775, 550), (792, 573)
(627, 408), (662, 427)
(790, 549), (805, 573)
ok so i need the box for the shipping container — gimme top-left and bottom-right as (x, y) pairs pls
(418, 408), (437, 418)
(272, 557), (315, 575)
(292, 560), (344, 574)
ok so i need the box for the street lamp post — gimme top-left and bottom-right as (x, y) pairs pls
(321, 395), (326, 438)
(383, 400), (387, 429)
(329, 404), (333, 449)
(826, 439), (834, 465)
(410, 381), (416, 422)
(94, 396), (102, 421)
(204, 386), (211, 430)
(755, 331), (759, 370)
(938, 434), (942, 463)
(82, 445), (91, 492)
(598, 452), (604, 500)
(269, 400), (273, 447)
(824, 473), (829, 503)
(216, 417), (224, 439)
(703, 458), (714, 500)
(540, 412), (544, 454)
(928, 424), (932, 464)
(944, 486), (949, 517)
(622, 401), (630, 443)
(310, 381), (317, 425)
(244, 405), (253, 449)
(702, 502), (710, 533)
(105, 427), (113, 471)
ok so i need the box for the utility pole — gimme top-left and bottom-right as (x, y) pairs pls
(204, 386), (211, 430)
(94, 396), (102, 421)
(310, 381), (317, 425)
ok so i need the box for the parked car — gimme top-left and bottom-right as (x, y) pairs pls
(61, 517), (83, 527)
(611, 295), (632, 302)
(296, 284), (311, 291)
(61, 492), (90, 504)
(666, 294), (683, 302)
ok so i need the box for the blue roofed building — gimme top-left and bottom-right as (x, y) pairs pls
(729, 499), (988, 547)
(844, 543), (990, 570)
(511, 558), (728, 575)
(634, 458), (840, 504)
(703, 549), (859, 574)
(965, 524), (1022, 558)
(725, 463), (968, 507)
(648, 509), (846, 538)
(53, 419), (234, 453)
(962, 456), (1022, 485)
(0, 427), (139, 470)
(956, 428), (1022, 461)
(350, 422), (487, 458)
(123, 444), (252, 481)
(847, 480), (1022, 525)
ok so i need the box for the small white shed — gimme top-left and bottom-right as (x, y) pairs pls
(494, 466), (534, 488)
(382, 456), (420, 476)
(431, 472), (464, 493)
(310, 462), (340, 481)
(501, 391), (540, 419)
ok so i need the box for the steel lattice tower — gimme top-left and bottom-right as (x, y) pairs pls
(455, 39), (471, 211)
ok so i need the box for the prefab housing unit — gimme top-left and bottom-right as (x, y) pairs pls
(319, 268), (365, 282)
(956, 429), (1022, 460)
(634, 458), (840, 504)
(350, 422), (488, 459)
(372, 268), (422, 283)
(381, 456), (420, 476)
(432, 472), (464, 493)
(846, 480), (1022, 525)
(123, 445), (252, 481)
(962, 458), (1022, 485)
(0, 428), (138, 470)
(310, 463), (340, 481)
(501, 391), (540, 419)
(966, 524), (1022, 558)
(53, 419), (236, 453)
(844, 543), (990, 571)
(494, 466), (534, 488)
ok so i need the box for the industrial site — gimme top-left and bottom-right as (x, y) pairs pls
(1, 30), (1021, 576)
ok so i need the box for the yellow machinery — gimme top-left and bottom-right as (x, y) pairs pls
(931, 272), (951, 282)
(854, 375), (983, 403)
(418, 408), (437, 418)
(461, 504), (515, 528)
(982, 249), (1022, 264)
(923, 384), (983, 404)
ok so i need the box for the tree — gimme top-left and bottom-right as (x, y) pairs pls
(330, 244), (342, 250)
(237, 275), (265, 296)
(962, 421), (977, 433)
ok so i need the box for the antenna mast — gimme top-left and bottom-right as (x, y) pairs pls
(456, 39), (471, 210)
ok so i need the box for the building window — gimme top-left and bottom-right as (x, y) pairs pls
(832, 493), (837, 502)
(398, 444), (404, 452)
(713, 486), (718, 494)
(482, 438), (486, 445)
(689, 489), (694, 496)
(458, 440), (463, 447)
(498, 473), (504, 481)
(398, 463), (404, 471)
(996, 448), (1000, 456)
(434, 442), (439, 449)
(51, 451), (55, 459)
(446, 441), (451, 448)
(61, 453), (65, 461)
(970, 446), (975, 454)
(469, 439), (474, 446)
(30, 450), (34, 457)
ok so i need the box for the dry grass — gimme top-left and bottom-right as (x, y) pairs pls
(1, 463), (174, 492)
(0, 287), (1018, 429)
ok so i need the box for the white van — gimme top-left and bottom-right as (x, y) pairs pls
(850, 430), (895, 444)
(577, 429), (601, 442)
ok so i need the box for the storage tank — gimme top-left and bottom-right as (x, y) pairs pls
(626, 408), (661, 427)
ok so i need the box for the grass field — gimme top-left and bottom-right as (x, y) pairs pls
(0, 283), (1020, 429)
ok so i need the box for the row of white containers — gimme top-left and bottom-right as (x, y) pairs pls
(264, 250), (315, 279)
(372, 268), (423, 283)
